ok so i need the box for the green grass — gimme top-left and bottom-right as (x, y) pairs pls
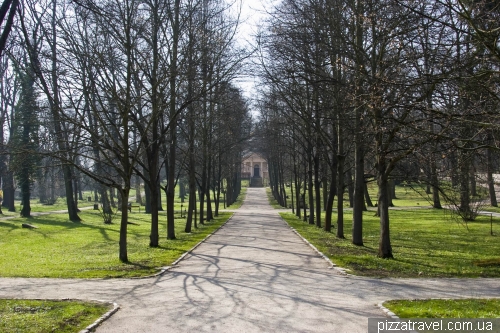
(226, 187), (247, 209)
(389, 183), (434, 207)
(0, 197), (94, 217)
(0, 299), (111, 333)
(480, 206), (500, 214)
(0, 209), (232, 278)
(266, 188), (284, 209)
(0, 182), (246, 278)
(280, 209), (500, 278)
(383, 299), (500, 318)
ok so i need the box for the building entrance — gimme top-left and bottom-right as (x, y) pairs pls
(254, 165), (260, 177)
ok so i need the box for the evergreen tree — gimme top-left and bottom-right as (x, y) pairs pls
(12, 66), (39, 218)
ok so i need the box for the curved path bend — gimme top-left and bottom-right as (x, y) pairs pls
(1, 188), (499, 332)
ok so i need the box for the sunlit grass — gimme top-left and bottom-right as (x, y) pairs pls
(266, 187), (284, 209)
(0, 299), (111, 333)
(225, 187), (247, 209)
(383, 299), (500, 318)
(280, 209), (500, 278)
(0, 182), (248, 278)
(0, 196), (94, 216)
(480, 206), (500, 214)
(0, 208), (232, 278)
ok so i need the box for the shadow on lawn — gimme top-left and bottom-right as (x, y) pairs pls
(2, 214), (123, 240)
(0, 221), (20, 231)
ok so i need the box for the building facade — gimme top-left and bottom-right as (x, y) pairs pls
(241, 152), (268, 187)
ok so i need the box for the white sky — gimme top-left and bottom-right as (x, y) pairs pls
(232, 0), (274, 110)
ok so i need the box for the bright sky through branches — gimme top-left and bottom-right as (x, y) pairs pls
(233, 0), (272, 105)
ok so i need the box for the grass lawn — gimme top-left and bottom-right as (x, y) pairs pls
(266, 187), (284, 209)
(0, 209), (232, 278)
(383, 299), (500, 318)
(0, 299), (112, 333)
(480, 206), (500, 214)
(0, 197), (94, 217)
(280, 209), (500, 278)
(388, 183), (434, 207)
(225, 187), (247, 210)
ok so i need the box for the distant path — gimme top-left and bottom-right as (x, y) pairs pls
(0, 188), (499, 332)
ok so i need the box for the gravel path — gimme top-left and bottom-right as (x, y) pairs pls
(0, 188), (499, 332)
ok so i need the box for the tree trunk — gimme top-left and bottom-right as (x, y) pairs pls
(322, 174), (328, 211)
(352, 0), (364, 245)
(425, 164), (432, 194)
(119, 188), (130, 262)
(307, 150), (315, 225)
(352, 139), (364, 246)
(73, 177), (79, 211)
(294, 166), (301, 219)
(166, 0), (180, 240)
(51, 0), (79, 222)
(487, 145), (497, 207)
(19, 177), (31, 218)
(63, 165), (80, 221)
(110, 188), (116, 208)
(387, 179), (395, 207)
(135, 174), (142, 204)
(186, 182), (196, 232)
(347, 170), (354, 208)
(199, 162), (206, 225)
(166, 137), (177, 239)
(364, 181), (373, 207)
(3, 165), (15, 212)
(214, 148), (222, 216)
(100, 184), (112, 215)
(377, 168), (393, 259)
(314, 153), (321, 228)
(179, 179), (185, 203)
(280, 160), (288, 208)
(206, 155), (213, 221)
(302, 160), (307, 222)
(157, 182), (163, 211)
(324, 176), (336, 233)
(77, 176), (83, 201)
(459, 150), (471, 217)
(185, 126), (196, 232)
(336, 155), (345, 238)
(149, 178), (159, 247)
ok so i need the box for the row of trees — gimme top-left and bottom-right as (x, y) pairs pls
(0, 0), (251, 261)
(256, 0), (500, 258)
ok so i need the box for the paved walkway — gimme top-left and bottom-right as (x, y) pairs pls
(1, 188), (499, 332)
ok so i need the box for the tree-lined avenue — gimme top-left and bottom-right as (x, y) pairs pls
(1, 188), (499, 332)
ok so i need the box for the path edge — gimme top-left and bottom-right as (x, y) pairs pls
(79, 300), (120, 333)
(135, 213), (236, 279)
(377, 300), (399, 319)
(278, 214), (351, 276)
